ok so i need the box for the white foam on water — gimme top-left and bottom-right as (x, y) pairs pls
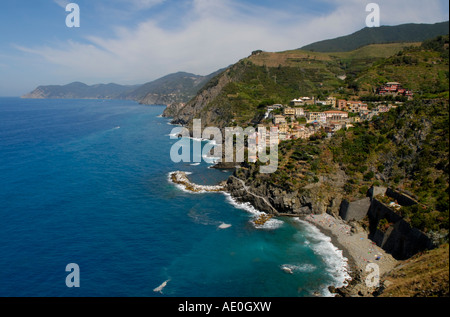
(280, 263), (316, 274)
(202, 154), (221, 164)
(223, 193), (283, 230)
(190, 163), (200, 166)
(167, 171), (223, 194)
(293, 218), (352, 297)
(167, 172), (193, 194)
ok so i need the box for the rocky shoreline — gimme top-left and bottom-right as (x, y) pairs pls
(304, 213), (398, 296)
(169, 171), (225, 193)
(169, 170), (399, 296)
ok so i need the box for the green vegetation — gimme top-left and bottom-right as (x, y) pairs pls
(329, 99), (449, 232)
(355, 35), (449, 96)
(195, 42), (425, 127)
(235, 35), (449, 235)
(301, 21), (449, 52)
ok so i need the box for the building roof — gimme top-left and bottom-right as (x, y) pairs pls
(323, 110), (348, 114)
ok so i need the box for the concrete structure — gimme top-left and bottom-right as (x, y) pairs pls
(339, 197), (372, 221)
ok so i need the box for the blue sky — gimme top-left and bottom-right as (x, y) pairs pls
(0, 0), (448, 96)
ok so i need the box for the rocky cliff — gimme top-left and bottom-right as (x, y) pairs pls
(162, 67), (232, 128)
(225, 162), (347, 217)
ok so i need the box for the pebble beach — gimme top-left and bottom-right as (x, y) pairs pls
(305, 213), (398, 293)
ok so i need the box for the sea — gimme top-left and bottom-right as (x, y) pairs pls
(0, 98), (350, 297)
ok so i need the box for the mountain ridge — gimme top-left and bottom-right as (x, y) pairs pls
(22, 70), (223, 106)
(301, 21), (449, 52)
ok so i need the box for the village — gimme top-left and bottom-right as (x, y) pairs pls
(254, 82), (412, 144)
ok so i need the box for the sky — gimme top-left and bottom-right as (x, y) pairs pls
(0, 0), (448, 96)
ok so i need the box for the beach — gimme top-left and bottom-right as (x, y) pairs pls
(169, 170), (398, 296)
(305, 213), (398, 295)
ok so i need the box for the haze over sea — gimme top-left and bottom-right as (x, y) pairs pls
(0, 98), (350, 297)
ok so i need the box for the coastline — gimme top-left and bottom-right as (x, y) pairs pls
(304, 213), (398, 296)
(168, 170), (398, 296)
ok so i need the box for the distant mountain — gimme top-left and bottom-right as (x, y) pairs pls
(301, 21), (449, 52)
(125, 69), (225, 105)
(22, 69), (225, 106)
(22, 82), (140, 100)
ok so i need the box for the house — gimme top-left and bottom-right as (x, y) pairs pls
(326, 97), (337, 108)
(306, 112), (326, 123)
(323, 110), (349, 121)
(278, 123), (289, 134)
(376, 82), (413, 98)
(283, 107), (296, 116)
(273, 115), (286, 125)
(377, 105), (389, 113)
(337, 99), (347, 110)
(295, 108), (305, 117)
(290, 99), (304, 106)
(291, 97), (316, 106)
(347, 101), (368, 113)
(268, 104), (283, 110)
(302, 97), (316, 105)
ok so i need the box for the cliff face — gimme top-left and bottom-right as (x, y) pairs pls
(225, 163), (347, 217)
(162, 68), (232, 128)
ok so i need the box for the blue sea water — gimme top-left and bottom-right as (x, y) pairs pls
(0, 98), (349, 297)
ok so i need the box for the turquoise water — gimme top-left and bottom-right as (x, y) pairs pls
(0, 98), (349, 297)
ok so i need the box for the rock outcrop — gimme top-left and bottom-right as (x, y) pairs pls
(163, 68), (232, 128)
(225, 168), (346, 218)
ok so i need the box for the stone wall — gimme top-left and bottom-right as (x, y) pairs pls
(339, 197), (372, 221)
(368, 199), (435, 260)
(385, 188), (418, 207)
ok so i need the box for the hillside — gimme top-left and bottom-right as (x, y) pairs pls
(164, 42), (425, 128)
(378, 244), (449, 297)
(22, 70), (222, 106)
(122, 70), (224, 105)
(301, 21), (449, 52)
(224, 36), (449, 229)
(353, 35), (450, 97)
(21, 82), (140, 100)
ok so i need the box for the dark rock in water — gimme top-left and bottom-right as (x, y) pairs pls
(212, 162), (240, 170)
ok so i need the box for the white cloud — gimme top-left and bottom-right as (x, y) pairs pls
(16, 0), (449, 85)
(113, 0), (166, 10)
(53, 0), (70, 9)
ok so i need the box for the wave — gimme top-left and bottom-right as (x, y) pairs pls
(202, 154), (221, 164)
(293, 218), (352, 297)
(190, 163), (201, 166)
(167, 121), (182, 126)
(223, 192), (283, 230)
(167, 171), (224, 194)
(280, 263), (316, 274)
